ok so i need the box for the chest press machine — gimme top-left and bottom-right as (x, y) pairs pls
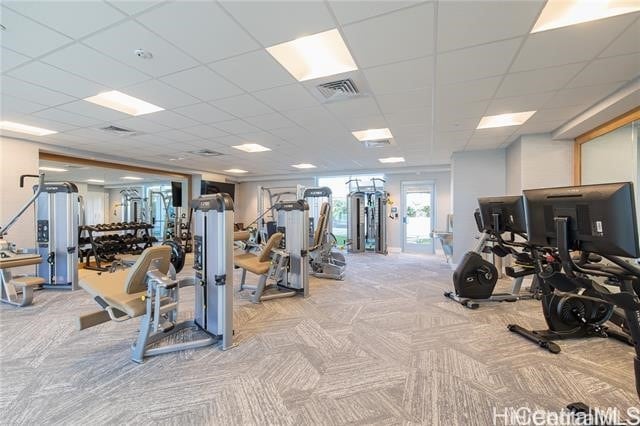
(78, 193), (235, 363)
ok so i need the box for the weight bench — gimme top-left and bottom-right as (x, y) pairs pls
(235, 232), (288, 303)
(78, 245), (217, 363)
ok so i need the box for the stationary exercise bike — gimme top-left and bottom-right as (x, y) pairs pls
(445, 197), (537, 309)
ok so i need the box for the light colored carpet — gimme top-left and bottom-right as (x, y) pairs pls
(0, 252), (637, 425)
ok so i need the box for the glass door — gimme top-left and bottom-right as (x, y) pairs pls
(402, 182), (434, 253)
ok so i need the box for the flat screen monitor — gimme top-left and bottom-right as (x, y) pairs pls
(171, 181), (182, 207)
(201, 180), (235, 201)
(477, 195), (527, 234)
(524, 182), (639, 258)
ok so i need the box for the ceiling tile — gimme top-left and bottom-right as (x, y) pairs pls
(282, 106), (336, 129)
(244, 113), (295, 130)
(173, 103), (235, 124)
(4, 1), (126, 39)
(209, 50), (296, 92)
(123, 79), (200, 109)
(324, 96), (381, 119)
(328, 1), (422, 25)
(438, 1), (543, 52)
(8, 61), (107, 98)
(342, 3), (434, 68)
(220, 1), (334, 46)
(546, 82), (627, 109)
(511, 13), (638, 72)
(106, 1), (165, 16)
(210, 94), (273, 118)
(0, 75), (75, 107)
(182, 125), (229, 139)
(364, 56), (432, 94)
(112, 116), (171, 133)
(436, 76), (502, 104)
(338, 114), (388, 131)
(384, 107), (430, 127)
(600, 17), (640, 58)
(0, 6), (72, 57)
(528, 105), (585, 123)
(567, 53), (640, 88)
(57, 99), (130, 122)
(32, 107), (103, 127)
(143, 110), (200, 129)
(496, 62), (585, 98)
(0, 113), (75, 131)
(377, 88), (431, 113)
(137, 1), (259, 63)
(160, 66), (243, 101)
(437, 38), (522, 85)
(213, 119), (260, 135)
(486, 91), (555, 115)
(253, 84), (319, 111)
(0, 95), (47, 115)
(42, 44), (150, 88)
(1, 47), (31, 72)
(83, 21), (199, 77)
(437, 116), (480, 132)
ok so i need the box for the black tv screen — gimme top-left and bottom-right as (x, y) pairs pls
(171, 181), (183, 207)
(201, 180), (235, 201)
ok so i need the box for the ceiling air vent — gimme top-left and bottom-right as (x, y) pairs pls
(316, 78), (359, 101)
(190, 149), (224, 157)
(99, 125), (137, 136)
(363, 139), (392, 148)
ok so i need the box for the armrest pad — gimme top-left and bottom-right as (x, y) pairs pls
(146, 270), (178, 289)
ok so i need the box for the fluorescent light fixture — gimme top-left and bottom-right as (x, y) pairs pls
(232, 143), (271, 153)
(266, 29), (358, 82)
(0, 121), (57, 136)
(352, 128), (393, 142)
(531, 0), (640, 33)
(84, 91), (164, 116)
(292, 163), (316, 169)
(476, 111), (536, 129)
(39, 166), (68, 172)
(378, 157), (405, 164)
(225, 169), (248, 174)
(87, 179), (104, 183)
(122, 176), (143, 180)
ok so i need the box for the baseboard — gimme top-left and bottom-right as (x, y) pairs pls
(388, 246), (402, 253)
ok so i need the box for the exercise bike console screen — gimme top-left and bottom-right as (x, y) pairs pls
(524, 182), (640, 258)
(477, 196), (527, 234)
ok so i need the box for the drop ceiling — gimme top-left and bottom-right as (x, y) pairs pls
(1, 0), (639, 179)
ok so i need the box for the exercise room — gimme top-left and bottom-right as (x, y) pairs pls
(0, 1), (639, 424)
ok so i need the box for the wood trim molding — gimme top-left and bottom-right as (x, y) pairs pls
(573, 106), (640, 185)
(575, 106), (640, 145)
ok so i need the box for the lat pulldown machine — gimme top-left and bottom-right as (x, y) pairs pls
(346, 178), (388, 254)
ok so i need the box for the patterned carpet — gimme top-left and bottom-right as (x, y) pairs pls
(0, 252), (637, 425)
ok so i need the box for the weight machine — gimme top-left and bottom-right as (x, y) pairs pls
(256, 185), (304, 243)
(346, 178), (388, 254)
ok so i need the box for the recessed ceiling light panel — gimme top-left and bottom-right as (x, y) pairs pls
(232, 143), (271, 153)
(84, 91), (164, 116)
(292, 163), (316, 169)
(1, 121), (57, 136)
(87, 179), (105, 183)
(378, 157), (405, 164)
(352, 128), (393, 142)
(476, 111), (536, 129)
(122, 176), (143, 180)
(225, 169), (248, 174)
(531, 0), (640, 33)
(39, 166), (68, 172)
(266, 29), (358, 82)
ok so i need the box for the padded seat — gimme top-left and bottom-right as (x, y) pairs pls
(79, 246), (172, 318)
(234, 231), (250, 241)
(11, 276), (45, 288)
(234, 255), (271, 275)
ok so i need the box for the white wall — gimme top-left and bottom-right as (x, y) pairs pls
(505, 138), (522, 195)
(0, 138), (40, 249)
(581, 123), (635, 185)
(520, 134), (573, 189)
(451, 149), (506, 264)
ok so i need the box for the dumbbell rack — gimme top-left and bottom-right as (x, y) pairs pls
(79, 222), (157, 271)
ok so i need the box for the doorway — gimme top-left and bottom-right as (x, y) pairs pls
(402, 181), (435, 253)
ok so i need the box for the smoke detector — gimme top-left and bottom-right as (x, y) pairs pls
(134, 49), (153, 59)
(316, 78), (360, 101)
